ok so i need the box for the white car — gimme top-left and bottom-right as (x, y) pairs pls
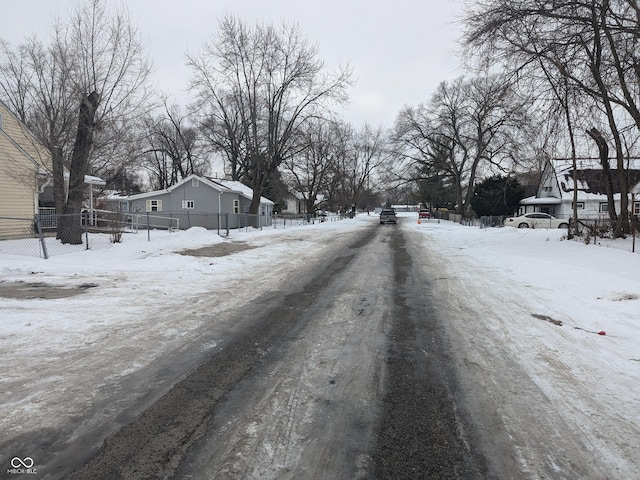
(504, 213), (569, 229)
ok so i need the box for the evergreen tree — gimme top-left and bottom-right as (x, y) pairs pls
(471, 176), (524, 217)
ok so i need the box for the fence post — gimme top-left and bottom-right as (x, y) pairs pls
(34, 214), (49, 259)
(631, 194), (636, 253)
(147, 212), (150, 241)
(226, 213), (229, 236)
(83, 212), (90, 250)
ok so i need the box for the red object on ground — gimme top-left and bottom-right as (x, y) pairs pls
(598, 331), (606, 336)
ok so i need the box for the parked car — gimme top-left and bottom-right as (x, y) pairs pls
(504, 213), (569, 229)
(418, 210), (430, 219)
(379, 209), (397, 224)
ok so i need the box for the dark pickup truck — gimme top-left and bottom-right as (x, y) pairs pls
(379, 209), (397, 224)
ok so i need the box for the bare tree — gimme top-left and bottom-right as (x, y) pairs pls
(328, 123), (387, 213)
(283, 118), (347, 214)
(0, 0), (153, 243)
(0, 37), (76, 215)
(392, 75), (527, 216)
(197, 91), (247, 181)
(142, 100), (208, 189)
(463, 0), (640, 235)
(55, 0), (153, 243)
(188, 15), (352, 218)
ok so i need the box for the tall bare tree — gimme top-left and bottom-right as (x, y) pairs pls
(188, 15), (351, 217)
(393, 75), (527, 216)
(463, 0), (640, 235)
(0, 0), (153, 243)
(283, 118), (347, 214)
(56, 0), (153, 243)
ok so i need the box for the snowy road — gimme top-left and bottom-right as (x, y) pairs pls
(1, 214), (639, 479)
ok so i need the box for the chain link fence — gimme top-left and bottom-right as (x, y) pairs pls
(1, 210), (348, 259)
(467, 214), (639, 252)
(0, 213), (119, 258)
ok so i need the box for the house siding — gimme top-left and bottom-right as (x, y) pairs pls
(0, 101), (52, 217)
(0, 141), (37, 216)
(128, 181), (223, 215)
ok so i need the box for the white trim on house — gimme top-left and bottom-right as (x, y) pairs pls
(146, 199), (162, 212)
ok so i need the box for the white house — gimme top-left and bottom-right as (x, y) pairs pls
(519, 159), (640, 219)
(280, 190), (327, 215)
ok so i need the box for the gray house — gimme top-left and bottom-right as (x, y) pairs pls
(126, 175), (274, 230)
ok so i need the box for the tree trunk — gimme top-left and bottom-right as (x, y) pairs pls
(58, 92), (100, 244)
(586, 127), (621, 237)
(52, 146), (65, 217)
(616, 154), (630, 235)
(305, 195), (316, 218)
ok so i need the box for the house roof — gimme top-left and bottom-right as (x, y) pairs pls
(85, 175), (107, 186)
(550, 159), (640, 200)
(127, 174), (225, 201)
(208, 178), (275, 205)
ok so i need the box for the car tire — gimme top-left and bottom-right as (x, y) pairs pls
(558, 223), (568, 229)
(518, 222), (529, 228)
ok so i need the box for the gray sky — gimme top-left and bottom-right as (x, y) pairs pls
(1, 0), (465, 127)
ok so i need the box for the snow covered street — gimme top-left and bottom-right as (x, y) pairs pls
(1, 213), (639, 478)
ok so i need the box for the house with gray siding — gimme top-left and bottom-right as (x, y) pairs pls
(125, 175), (274, 230)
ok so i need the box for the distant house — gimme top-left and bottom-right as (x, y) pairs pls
(519, 159), (640, 219)
(280, 190), (327, 215)
(281, 191), (306, 214)
(0, 100), (52, 218)
(125, 174), (274, 230)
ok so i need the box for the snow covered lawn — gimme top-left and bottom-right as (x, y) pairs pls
(411, 216), (640, 477)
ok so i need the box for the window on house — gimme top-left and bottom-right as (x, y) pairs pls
(634, 201), (640, 216)
(182, 200), (195, 209)
(542, 186), (552, 193)
(146, 199), (162, 212)
(572, 202), (584, 209)
(192, 178), (199, 187)
(233, 200), (240, 214)
(599, 202), (608, 213)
